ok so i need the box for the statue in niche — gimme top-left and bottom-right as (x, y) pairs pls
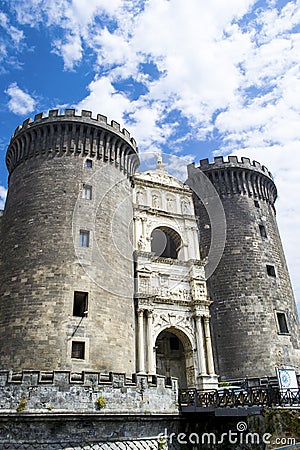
(136, 190), (145, 205)
(167, 197), (174, 210)
(152, 194), (160, 209)
(181, 198), (190, 214)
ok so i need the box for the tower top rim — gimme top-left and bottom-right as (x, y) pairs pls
(10, 109), (138, 152)
(196, 155), (274, 180)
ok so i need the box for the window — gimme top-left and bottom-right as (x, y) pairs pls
(73, 291), (88, 317)
(276, 312), (289, 334)
(71, 341), (85, 359)
(85, 159), (92, 168)
(259, 225), (267, 238)
(266, 265), (276, 277)
(254, 200), (260, 208)
(82, 184), (92, 200)
(79, 230), (90, 247)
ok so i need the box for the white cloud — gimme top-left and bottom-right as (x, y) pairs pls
(0, 186), (7, 210)
(6, 82), (36, 115)
(0, 12), (24, 45)
(53, 33), (83, 70)
(12, 0), (124, 69)
(0, 11), (24, 71)
(75, 77), (131, 124)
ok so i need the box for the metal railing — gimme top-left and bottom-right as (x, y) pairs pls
(179, 387), (300, 409)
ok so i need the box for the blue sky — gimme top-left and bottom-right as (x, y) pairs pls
(0, 0), (300, 310)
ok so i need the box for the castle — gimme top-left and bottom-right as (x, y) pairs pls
(0, 109), (299, 448)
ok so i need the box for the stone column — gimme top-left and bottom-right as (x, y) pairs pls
(147, 310), (155, 373)
(204, 316), (215, 376)
(192, 227), (200, 259)
(137, 309), (145, 373)
(195, 315), (208, 376)
(133, 216), (139, 249)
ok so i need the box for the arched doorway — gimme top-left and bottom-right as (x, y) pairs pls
(151, 227), (182, 259)
(155, 328), (194, 388)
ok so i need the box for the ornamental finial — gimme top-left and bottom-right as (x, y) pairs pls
(156, 153), (165, 171)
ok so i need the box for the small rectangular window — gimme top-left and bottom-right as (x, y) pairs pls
(276, 312), (289, 334)
(259, 225), (267, 238)
(266, 264), (276, 277)
(82, 184), (92, 200)
(79, 230), (90, 247)
(254, 200), (260, 208)
(85, 159), (92, 168)
(71, 341), (85, 359)
(73, 291), (88, 317)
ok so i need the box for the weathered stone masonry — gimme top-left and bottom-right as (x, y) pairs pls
(0, 109), (139, 374)
(190, 156), (300, 379)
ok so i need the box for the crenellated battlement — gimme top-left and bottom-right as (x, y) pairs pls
(12, 109), (137, 148)
(6, 109), (139, 177)
(0, 370), (174, 387)
(0, 370), (178, 414)
(189, 155), (277, 204)
(198, 156), (273, 179)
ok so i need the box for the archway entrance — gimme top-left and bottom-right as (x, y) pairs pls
(151, 227), (182, 259)
(155, 329), (194, 388)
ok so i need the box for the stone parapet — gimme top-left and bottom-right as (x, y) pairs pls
(198, 156), (273, 179)
(6, 109), (139, 177)
(0, 370), (179, 415)
(188, 156), (277, 205)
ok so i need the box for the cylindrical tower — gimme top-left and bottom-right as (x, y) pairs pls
(0, 109), (139, 373)
(190, 156), (300, 380)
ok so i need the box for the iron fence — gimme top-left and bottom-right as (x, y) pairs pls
(179, 387), (300, 409)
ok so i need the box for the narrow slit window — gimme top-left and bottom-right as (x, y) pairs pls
(259, 225), (267, 238)
(254, 200), (260, 208)
(85, 159), (92, 168)
(79, 230), (90, 247)
(71, 341), (85, 359)
(82, 184), (92, 200)
(266, 265), (276, 277)
(73, 291), (88, 317)
(276, 312), (289, 334)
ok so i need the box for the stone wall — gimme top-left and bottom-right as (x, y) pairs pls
(0, 414), (181, 449)
(0, 371), (178, 414)
(0, 371), (180, 449)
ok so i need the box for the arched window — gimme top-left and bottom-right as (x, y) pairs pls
(151, 226), (182, 259)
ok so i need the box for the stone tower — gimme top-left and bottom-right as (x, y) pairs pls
(0, 109), (139, 373)
(189, 156), (300, 380)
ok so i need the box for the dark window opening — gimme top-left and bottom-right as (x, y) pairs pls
(85, 159), (92, 168)
(170, 336), (180, 350)
(73, 291), (88, 317)
(277, 312), (289, 334)
(254, 200), (260, 208)
(80, 230), (90, 247)
(266, 265), (276, 277)
(259, 224), (267, 238)
(71, 341), (85, 359)
(151, 227), (181, 259)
